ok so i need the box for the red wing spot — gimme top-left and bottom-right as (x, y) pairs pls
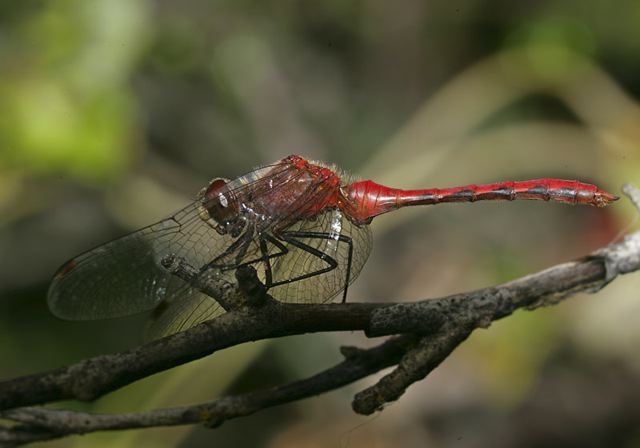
(54, 260), (77, 279)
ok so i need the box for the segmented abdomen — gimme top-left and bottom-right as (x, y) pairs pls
(423, 179), (617, 207)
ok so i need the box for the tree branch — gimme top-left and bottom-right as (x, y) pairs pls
(1, 185), (639, 446)
(0, 335), (418, 446)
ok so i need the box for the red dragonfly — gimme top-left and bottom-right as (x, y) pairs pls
(48, 155), (617, 338)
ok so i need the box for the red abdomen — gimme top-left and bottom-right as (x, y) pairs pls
(340, 178), (618, 224)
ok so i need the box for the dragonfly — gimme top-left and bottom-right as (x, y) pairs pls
(48, 154), (618, 338)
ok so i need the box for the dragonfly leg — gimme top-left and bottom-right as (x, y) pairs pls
(259, 237), (272, 286)
(198, 229), (354, 303)
(256, 234), (289, 287)
(225, 234), (289, 286)
(233, 227), (255, 265)
(201, 231), (253, 272)
(272, 231), (354, 303)
(203, 232), (289, 286)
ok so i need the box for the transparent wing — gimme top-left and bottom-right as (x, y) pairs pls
(47, 202), (237, 320)
(144, 287), (224, 340)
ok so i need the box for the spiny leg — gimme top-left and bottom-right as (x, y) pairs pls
(274, 230), (354, 302)
(223, 233), (289, 276)
(201, 229), (253, 273)
(198, 229), (354, 302)
(259, 237), (273, 286)
(203, 231), (289, 285)
(256, 234), (290, 287)
(232, 227), (255, 265)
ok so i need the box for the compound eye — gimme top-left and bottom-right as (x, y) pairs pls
(201, 178), (237, 223)
(203, 178), (229, 203)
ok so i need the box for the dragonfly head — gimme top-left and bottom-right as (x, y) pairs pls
(198, 178), (245, 237)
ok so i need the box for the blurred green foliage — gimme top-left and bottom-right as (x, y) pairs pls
(0, 0), (150, 181)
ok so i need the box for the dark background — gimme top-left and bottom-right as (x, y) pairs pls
(1, 1), (639, 447)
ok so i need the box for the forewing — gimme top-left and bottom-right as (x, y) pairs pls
(47, 202), (235, 320)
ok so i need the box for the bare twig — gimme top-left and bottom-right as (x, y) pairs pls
(1, 185), (639, 447)
(0, 253), (619, 412)
(352, 328), (472, 415)
(0, 335), (418, 446)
